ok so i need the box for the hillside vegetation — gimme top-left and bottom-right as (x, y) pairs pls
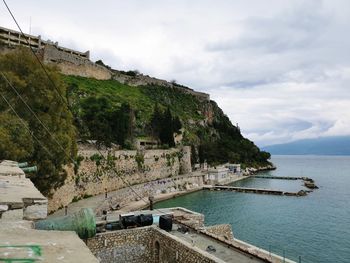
(0, 49), (76, 194)
(0, 49), (271, 194)
(64, 75), (271, 167)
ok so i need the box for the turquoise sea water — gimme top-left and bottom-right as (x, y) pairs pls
(155, 155), (350, 263)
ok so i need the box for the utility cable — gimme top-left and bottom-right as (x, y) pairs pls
(2, 0), (67, 105)
(2, 0), (168, 215)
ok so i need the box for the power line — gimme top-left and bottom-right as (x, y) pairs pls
(0, 92), (54, 159)
(2, 0), (67, 105)
(2, 0), (167, 214)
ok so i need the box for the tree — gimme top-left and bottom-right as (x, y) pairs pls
(150, 104), (182, 148)
(173, 116), (182, 133)
(150, 103), (162, 138)
(0, 48), (77, 194)
(80, 97), (133, 147)
(80, 96), (113, 145)
(159, 107), (175, 147)
(0, 113), (34, 161)
(110, 103), (133, 147)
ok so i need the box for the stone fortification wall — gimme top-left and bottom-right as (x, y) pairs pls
(112, 71), (210, 101)
(39, 45), (112, 80)
(55, 61), (112, 80)
(0, 26), (208, 98)
(87, 226), (221, 263)
(48, 147), (193, 212)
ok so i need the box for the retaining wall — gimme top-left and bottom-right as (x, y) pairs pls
(87, 226), (222, 263)
(48, 147), (192, 212)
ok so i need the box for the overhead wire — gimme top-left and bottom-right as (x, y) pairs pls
(0, 71), (77, 165)
(2, 0), (168, 214)
(2, 0), (67, 105)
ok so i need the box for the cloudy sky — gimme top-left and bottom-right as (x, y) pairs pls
(1, 0), (350, 146)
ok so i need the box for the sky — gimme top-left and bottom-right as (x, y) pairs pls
(1, 0), (350, 146)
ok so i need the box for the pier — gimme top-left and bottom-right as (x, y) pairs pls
(253, 175), (304, 180)
(203, 185), (308, 196)
(252, 175), (318, 189)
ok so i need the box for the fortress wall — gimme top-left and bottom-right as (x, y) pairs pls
(1, 26), (208, 99)
(112, 72), (210, 101)
(87, 226), (220, 263)
(56, 61), (112, 80)
(48, 147), (194, 212)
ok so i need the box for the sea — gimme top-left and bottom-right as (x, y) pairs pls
(154, 155), (350, 263)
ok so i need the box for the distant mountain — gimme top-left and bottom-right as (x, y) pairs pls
(262, 136), (350, 155)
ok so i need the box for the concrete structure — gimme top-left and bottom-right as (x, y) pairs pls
(0, 220), (98, 263)
(0, 160), (47, 220)
(225, 163), (241, 174)
(205, 167), (230, 185)
(135, 137), (158, 150)
(0, 160), (99, 263)
(0, 26), (89, 59)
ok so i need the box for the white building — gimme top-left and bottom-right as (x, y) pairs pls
(205, 167), (230, 185)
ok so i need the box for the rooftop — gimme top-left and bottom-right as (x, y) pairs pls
(0, 173), (46, 205)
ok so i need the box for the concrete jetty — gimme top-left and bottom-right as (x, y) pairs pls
(252, 175), (318, 189)
(253, 175), (303, 180)
(203, 185), (308, 196)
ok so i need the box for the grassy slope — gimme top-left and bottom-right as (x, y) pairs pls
(64, 75), (204, 126)
(63, 75), (271, 167)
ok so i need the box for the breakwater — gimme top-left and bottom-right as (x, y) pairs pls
(204, 185), (308, 196)
(252, 175), (318, 189)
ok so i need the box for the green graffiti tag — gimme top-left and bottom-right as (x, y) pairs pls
(0, 245), (42, 263)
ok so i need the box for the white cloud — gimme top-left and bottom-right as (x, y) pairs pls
(1, 0), (350, 146)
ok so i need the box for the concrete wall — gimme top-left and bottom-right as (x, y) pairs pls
(48, 147), (193, 212)
(87, 226), (222, 263)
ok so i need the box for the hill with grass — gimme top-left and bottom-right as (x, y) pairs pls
(0, 48), (271, 194)
(64, 74), (271, 167)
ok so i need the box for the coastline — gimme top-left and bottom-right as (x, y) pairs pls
(49, 163), (275, 217)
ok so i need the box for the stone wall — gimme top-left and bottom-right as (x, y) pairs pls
(204, 224), (234, 241)
(39, 44), (112, 80)
(94, 175), (203, 214)
(48, 147), (193, 212)
(55, 61), (112, 80)
(87, 227), (153, 262)
(112, 71), (210, 101)
(87, 226), (222, 263)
